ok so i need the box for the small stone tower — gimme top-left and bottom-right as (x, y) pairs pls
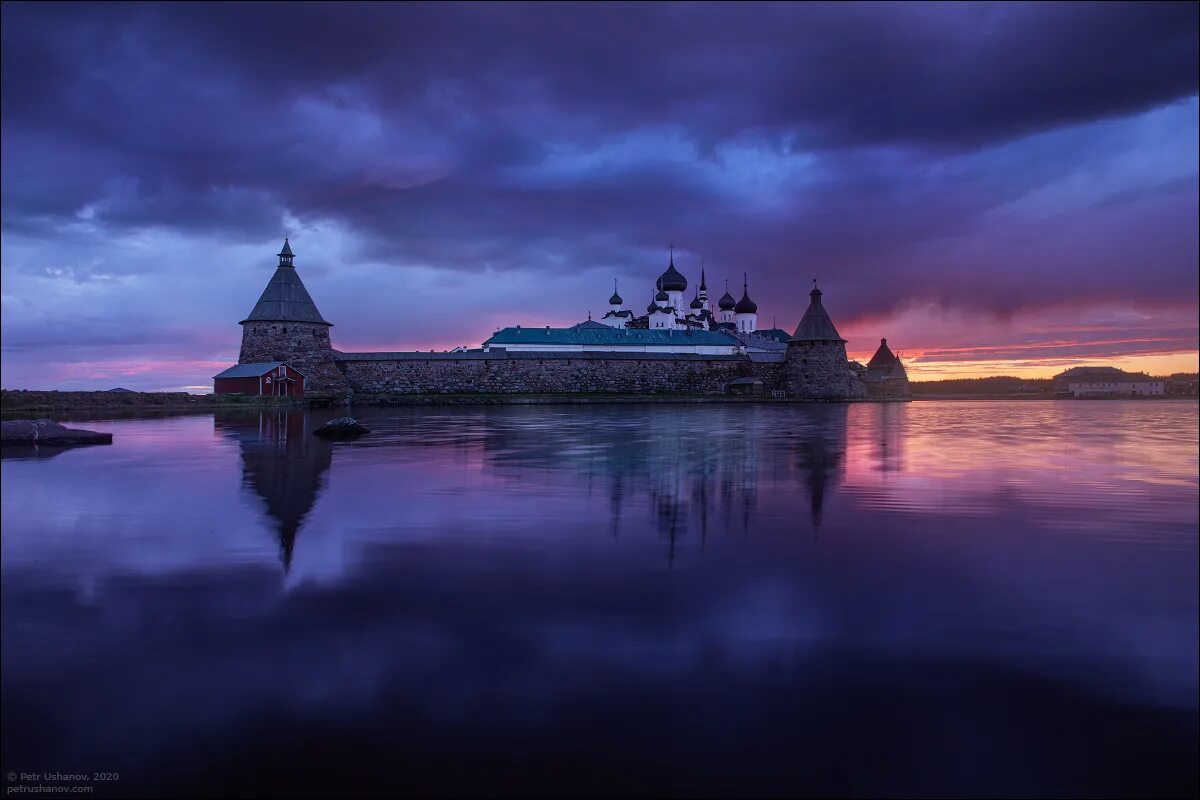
(864, 337), (911, 400)
(786, 281), (865, 399)
(239, 239), (346, 394)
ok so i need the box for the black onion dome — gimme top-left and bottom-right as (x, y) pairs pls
(610, 291), (623, 305)
(690, 295), (704, 310)
(734, 290), (757, 314)
(718, 290), (736, 310)
(655, 288), (670, 302)
(658, 253), (688, 292)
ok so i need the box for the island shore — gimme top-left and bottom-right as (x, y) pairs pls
(2, 389), (896, 419)
(6, 389), (1190, 420)
(0, 390), (301, 419)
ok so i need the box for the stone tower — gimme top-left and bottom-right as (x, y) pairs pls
(786, 282), (865, 400)
(239, 239), (346, 394)
(864, 337), (912, 400)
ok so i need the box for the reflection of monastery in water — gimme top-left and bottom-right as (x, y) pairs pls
(215, 406), (849, 570)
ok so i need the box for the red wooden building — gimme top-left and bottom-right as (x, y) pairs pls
(213, 362), (307, 397)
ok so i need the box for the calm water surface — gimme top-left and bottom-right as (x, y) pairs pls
(2, 401), (1197, 798)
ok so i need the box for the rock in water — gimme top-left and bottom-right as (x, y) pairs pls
(0, 419), (113, 445)
(313, 417), (369, 439)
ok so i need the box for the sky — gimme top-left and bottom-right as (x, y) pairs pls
(1, 1), (1197, 391)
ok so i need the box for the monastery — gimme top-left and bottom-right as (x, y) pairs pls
(214, 241), (909, 401)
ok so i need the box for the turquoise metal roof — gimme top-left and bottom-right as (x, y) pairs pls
(484, 326), (741, 348)
(757, 328), (793, 344)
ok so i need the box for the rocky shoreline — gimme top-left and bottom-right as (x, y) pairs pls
(1, 419), (113, 446)
(2, 388), (907, 420)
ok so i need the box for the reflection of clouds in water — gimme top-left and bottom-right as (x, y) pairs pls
(1, 403), (1196, 797)
(841, 401), (1199, 533)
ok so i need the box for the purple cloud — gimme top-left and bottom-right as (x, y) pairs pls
(1, 2), (1196, 389)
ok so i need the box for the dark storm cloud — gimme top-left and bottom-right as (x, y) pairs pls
(1, 1), (1197, 387)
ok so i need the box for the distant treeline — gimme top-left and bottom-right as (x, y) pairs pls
(912, 373), (1196, 396)
(910, 377), (1052, 395)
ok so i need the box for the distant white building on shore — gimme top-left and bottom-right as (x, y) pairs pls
(1055, 366), (1164, 397)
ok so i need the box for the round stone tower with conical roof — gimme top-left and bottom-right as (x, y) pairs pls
(785, 281), (866, 399)
(238, 239), (347, 394)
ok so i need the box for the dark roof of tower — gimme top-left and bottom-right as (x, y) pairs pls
(790, 285), (844, 342)
(278, 238), (293, 257)
(658, 251), (687, 292)
(867, 338), (900, 368)
(609, 290), (623, 305)
(240, 250), (331, 325)
(699, 266), (708, 291)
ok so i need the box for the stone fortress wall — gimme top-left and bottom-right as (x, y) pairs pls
(335, 351), (787, 396)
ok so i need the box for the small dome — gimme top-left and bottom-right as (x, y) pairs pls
(717, 291), (736, 310)
(655, 288), (670, 302)
(647, 300), (660, 313)
(609, 291), (623, 305)
(690, 296), (704, 310)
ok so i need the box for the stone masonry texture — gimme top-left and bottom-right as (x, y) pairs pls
(239, 322), (348, 394)
(241, 324), (869, 400)
(337, 354), (787, 395)
(785, 341), (867, 400)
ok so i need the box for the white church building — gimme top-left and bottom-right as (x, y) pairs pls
(599, 247), (760, 333)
